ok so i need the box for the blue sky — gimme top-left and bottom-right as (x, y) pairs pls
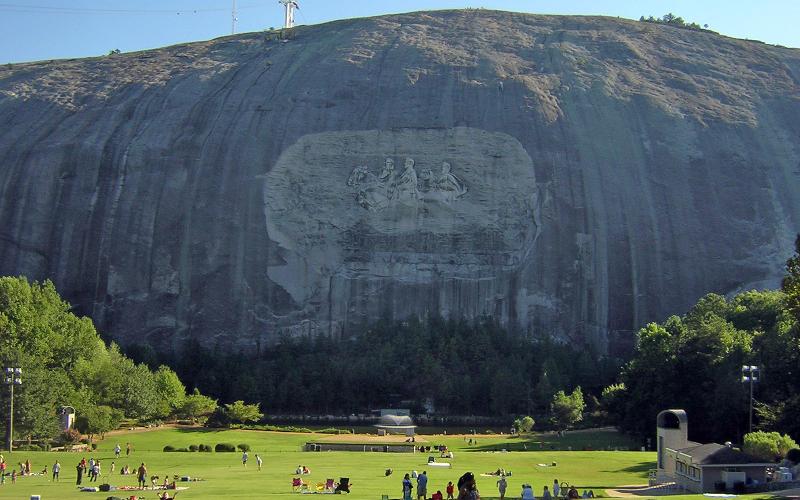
(1, 0), (798, 64)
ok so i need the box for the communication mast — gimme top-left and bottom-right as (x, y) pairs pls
(279, 0), (299, 29)
(231, 0), (237, 34)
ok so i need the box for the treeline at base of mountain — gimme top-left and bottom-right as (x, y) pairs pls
(2, 236), (799, 446)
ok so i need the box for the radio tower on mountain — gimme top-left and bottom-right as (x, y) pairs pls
(279, 0), (299, 29)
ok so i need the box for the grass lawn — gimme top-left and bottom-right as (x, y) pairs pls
(0, 428), (782, 499)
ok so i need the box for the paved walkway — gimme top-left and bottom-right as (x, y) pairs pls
(604, 484), (682, 497)
(605, 486), (800, 498)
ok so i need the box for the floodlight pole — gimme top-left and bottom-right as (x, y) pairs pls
(4, 367), (22, 452)
(741, 365), (759, 435)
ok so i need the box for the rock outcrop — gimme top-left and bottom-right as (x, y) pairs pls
(1, 10), (799, 354)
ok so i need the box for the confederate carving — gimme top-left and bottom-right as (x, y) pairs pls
(347, 157), (468, 211)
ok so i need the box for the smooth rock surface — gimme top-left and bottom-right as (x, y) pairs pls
(1, 10), (799, 354)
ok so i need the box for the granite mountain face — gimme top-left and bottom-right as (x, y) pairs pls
(1, 10), (799, 354)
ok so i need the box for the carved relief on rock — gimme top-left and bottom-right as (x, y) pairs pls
(263, 127), (542, 333)
(347, 156), (468, 211)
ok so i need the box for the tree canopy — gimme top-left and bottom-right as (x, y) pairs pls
(606, 237), (800, 443)
(136, 315), (621, 418)
(551, 387), (585, 430)
(0, 276), (211, 442)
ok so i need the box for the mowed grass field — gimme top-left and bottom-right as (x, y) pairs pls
(0, 428), (781, 499)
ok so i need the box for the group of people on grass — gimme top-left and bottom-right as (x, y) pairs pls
(515, 480), (594, 500)
(0, 455), (46, 484)
(403, 470), (474, 500)
(403, 473), (597, 500)
(241, 451), (263, 470)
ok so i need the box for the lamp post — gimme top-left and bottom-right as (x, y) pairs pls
(4, 367), (22, 452)
(741, 365), (759, 435)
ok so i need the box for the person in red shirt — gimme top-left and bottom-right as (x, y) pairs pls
(446, 481), (455, 499)
(432, 490), (444, 500)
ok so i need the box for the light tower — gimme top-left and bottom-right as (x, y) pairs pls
(279, 0), (299, 29)
(741, 365), (759, 434)
(4, 367), (22, 452)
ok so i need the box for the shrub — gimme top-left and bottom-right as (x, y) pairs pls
(318, 428), (353, 434)
(237, 443), (251, 452)
(215, 443), (236, 452)
(199, 444), (213, 452)
(513, 416), (535, 433)
(175, 447), (189, 452)
(188, 444), (199, 452)
(743, 431), (798, 461)
(786, 448), (800, 464)
(163, 445), (176, 452)
(91, 443), (98, 450)
(80, 438), (90, 444)
(58, 428), (82, 445)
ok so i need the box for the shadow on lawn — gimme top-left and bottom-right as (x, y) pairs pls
(602, 462), (656, 474)
(463, 429), (642, 453)
(174, 427), (224, 434)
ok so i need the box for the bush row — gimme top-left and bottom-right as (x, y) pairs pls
(229, 424), (352, 434)
(162, 443), (250, 453)
(163, 444), (212, 452)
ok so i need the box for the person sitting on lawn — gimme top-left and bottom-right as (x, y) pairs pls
(432, 490), (444, 500)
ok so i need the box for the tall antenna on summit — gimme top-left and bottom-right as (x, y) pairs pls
(279, 0), (299, 29)
(231, 0), (237, 34)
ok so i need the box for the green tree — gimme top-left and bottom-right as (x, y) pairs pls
(783, 235), (800, 323)
(117, 360), (161, 420)
(513, 415), (535, 433)
(153, 365), (186, 418)
(179, 389), (218, 422)
(743, 431), (798, 461)
(75, 405), (120, 443)
(600, 383), (627, 423)
(551, 386), (585, 430)
(0, 276), (203, 442)
(223, 400), (264, 424)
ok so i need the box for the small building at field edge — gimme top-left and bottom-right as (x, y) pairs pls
(375, 410), (416, 437)
(656, 409), (773, 493)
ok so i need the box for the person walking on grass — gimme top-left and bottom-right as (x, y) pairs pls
(114, 444), (121, 458)
(256, 454), (263, 471)
(497, 475), (507, 500)
(126, 442), (132, 456)
(242, 450), (248, 467)
(52, 460), (60, 482)
(417, 470), (428, 500)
